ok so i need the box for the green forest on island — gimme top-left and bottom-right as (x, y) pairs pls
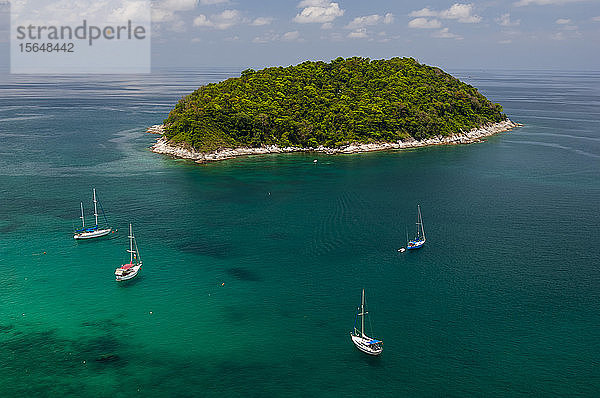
(162, 57), (507, 151)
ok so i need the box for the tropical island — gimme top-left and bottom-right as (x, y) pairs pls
(150, 57), (519, 162)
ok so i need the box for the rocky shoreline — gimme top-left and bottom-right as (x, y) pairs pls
(148, 119), (521, 163)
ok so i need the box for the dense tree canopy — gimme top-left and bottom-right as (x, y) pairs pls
(163, 57), (506, 151)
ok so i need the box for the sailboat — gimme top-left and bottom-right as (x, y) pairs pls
(73, 188), (112, 240)
(115, 223), (142, 282)
(406, 204), (426, 250)
(350, 289), (383, 356)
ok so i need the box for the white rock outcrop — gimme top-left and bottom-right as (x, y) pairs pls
(150, 119), (521, 163)
(146, 125), (165, 134)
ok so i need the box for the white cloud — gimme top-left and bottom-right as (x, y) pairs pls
(515, 0), (588, 6)
(251, 17), (273, 26)
(440, 3), (481, 23)
(152, 0), (196, 25)
(496, 13), (520, 26)
(432, 27), (462, 39)
(409, 8), (437, 18)
(551, 28), (581, 39)
(297, 0), (330, 6)
(348, 28), (368, 38)
(152, 8), (173, 22)
(15, 0), (150, 25)
(193, 9), (242, 29)
(199, 0), (229, 4)
(321, 22), (333, 29)
(408, 18), (442, 29)
(109, 0), (149, 23)
(282, 31), (301, 41)
(317, 32), (344, 41)
(169, 19), (187, 32)
(497, 13), (520, 26)
(160, 0), (198, 10)
(345, 13), (394, 29)
(409, 3), (481, 24)
(346, 15), (380, 29)
(499, 39), (512, 44)
(194, 14), (210, 26)
(294, 0), (344, 23)
(15, 0), (152, 27)
(252, 33), (276, 43)
(252, 30), (302, 43)
(593, 16), (600, 22)
(555, 18), (578, 31)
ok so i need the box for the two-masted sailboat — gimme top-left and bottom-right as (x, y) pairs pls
(73, 188), (112, 240)
(350, 289), (383, 356)
(114, 223), (142, 282)
(406, 204), (426, 250)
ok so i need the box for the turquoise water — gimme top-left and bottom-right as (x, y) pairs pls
(1, 69), (599, 397)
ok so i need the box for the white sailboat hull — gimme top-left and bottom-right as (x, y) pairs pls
(406, 205), (426, 249)
(74, 228), (112, 240)
(407, 238), (425, 250)
(351, 334), (383, 356)
(115, 263), (142, 281)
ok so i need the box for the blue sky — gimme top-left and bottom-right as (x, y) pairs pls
(1, 0), (599, 71)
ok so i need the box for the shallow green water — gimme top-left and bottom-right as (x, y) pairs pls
(1, 69), (599, 396)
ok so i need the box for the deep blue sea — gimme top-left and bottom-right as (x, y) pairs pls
(0, 68), (599, 397)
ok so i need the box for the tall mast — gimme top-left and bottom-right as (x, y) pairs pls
(419, 207), (425, 240)
(129, 224), (134, 264)
(80, 202), (85, 228)
(418, 205), (425, 240)
(93, 188), (99, 227)
(415, 205), (420, 238)
(361, 288), (365, 338)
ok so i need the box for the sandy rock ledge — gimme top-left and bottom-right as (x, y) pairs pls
(146, 125), (165, 134)
(149, 119), (521, 163)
